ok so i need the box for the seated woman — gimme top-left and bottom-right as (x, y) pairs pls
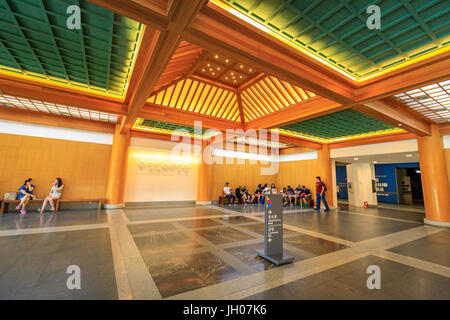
(40, 178), (64, 213)
(250, 184), (262, 204)
(270, 183), (277, 194)
(235, 185), (247, 203)
(281, 187), (289, 207)
(16, 178), (36, 215)
(242, 185), (251, 203)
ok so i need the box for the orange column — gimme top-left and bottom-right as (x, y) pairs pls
(105, 124), (130, 208)
(317, 144), (334, 207)
(196, 140), (212, 205)
(417, 124), (450, 226)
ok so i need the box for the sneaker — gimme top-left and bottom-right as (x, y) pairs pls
(324, 209), (330, 212)
(20, 209), (27, 215)
(16, 205), (21, 210)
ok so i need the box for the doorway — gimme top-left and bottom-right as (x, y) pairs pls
(395, 167), (423, 205)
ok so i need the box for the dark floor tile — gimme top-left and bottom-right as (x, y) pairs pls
(146, 251), (242, 298)
(178, 219), (223, 228)
(0, 210), (107, 231)
(0, 228), (117, 300)
(225, 243), (304, 272)
(245, 255), (450, 300)
(127, 222), (177, 236)
(133, 231), (202, 255)
(283, 234), (348, 256)
(124, 206), (228, 221)
(388, 231), (450, 267)
(195, 227), (256, 245)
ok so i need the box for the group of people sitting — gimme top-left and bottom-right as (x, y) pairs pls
(15, 177), (64, 215)
(223, 182), (312, 207)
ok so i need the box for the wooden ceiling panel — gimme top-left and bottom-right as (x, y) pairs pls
(152, 41), (203, 92)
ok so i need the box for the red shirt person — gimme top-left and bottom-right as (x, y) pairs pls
(314, 176), (330, 211)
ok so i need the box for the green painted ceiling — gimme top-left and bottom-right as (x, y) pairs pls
(279, 109), (397, 139)
(135, 119), (208, 136)
(0, 0), (143, 95)
(219, 0), (450, 78)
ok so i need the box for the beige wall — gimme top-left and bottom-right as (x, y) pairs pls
(124, 147), (199, 203)
(0, 133), (111, 200)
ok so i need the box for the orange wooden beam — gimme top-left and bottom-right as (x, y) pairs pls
(354, 51), (450, 103)
(327, 132), (417, 149)
(86, 0), (170, 30)
(0, 107), (115, 133)
(120, 0), (207, 133)
(246, 96), (344, 129)
(131, 129), (200, 144)
(0, 75), (127, 115)
(353, 98), (431, 136)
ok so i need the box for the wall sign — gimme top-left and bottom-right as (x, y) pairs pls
(137, 160), (190, 176)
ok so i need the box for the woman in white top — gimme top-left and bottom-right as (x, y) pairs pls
(40, 177), (64, 213)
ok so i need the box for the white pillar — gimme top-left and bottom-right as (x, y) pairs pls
(346, 162), (377, 207)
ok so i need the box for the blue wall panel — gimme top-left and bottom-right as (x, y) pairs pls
(374, 162), (420, 204)
(336, 165), (348, 199)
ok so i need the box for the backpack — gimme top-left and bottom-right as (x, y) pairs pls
(323, 183), (327, 192)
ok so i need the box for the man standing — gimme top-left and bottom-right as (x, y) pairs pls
(314, 176), (329, 212)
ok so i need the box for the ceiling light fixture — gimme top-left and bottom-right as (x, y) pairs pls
(406, 154), (413, 157)
(354, 157), (359, 160)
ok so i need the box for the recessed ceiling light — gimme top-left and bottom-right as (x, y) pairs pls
(406, 154), (413, 157)
(240, 65), (243, 68)
(249, 69), (252, 72)
(373, 161), (378, 163)
(212, 72), (215, 75)
(202, 69), (205, 72)
(398, 123), (402, 127)
(225, 77), (228, 80)
(214, 55), (219, 59)
(230, 72), (234, 75)
(217, 67), (220, 70)
(354, 157), (359, 160)
(207, 63), (210, 67)
(225, 59), (229, 63)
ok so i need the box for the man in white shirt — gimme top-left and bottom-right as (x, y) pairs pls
(223, 182), (235, 205)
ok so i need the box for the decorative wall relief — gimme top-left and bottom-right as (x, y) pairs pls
(137, 160), (190, 176)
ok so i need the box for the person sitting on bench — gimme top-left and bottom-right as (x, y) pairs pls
(294, 185), (302, 205)
(223, 182), (235, 205)
(40, 177), (64, 213)
(281, 187), (289, 207)
(287, 185), (295, 206)
(251, 184), (262, 204)
(16, 178), (36, 215)
(235, 185), (247, 203)
(300, 185), (312, 208)
(242, 185), (251, 203)
(270, 183), (277, 194)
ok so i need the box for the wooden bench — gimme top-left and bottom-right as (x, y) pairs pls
(56, 199), (103, 214)
(1, 198), (103, 214)
(1, 199), (43, 214)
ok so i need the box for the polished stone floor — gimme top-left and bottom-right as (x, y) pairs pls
(0, 203), (448, 300)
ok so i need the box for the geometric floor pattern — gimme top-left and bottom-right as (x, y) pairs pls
(0, 204), (449, 299)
